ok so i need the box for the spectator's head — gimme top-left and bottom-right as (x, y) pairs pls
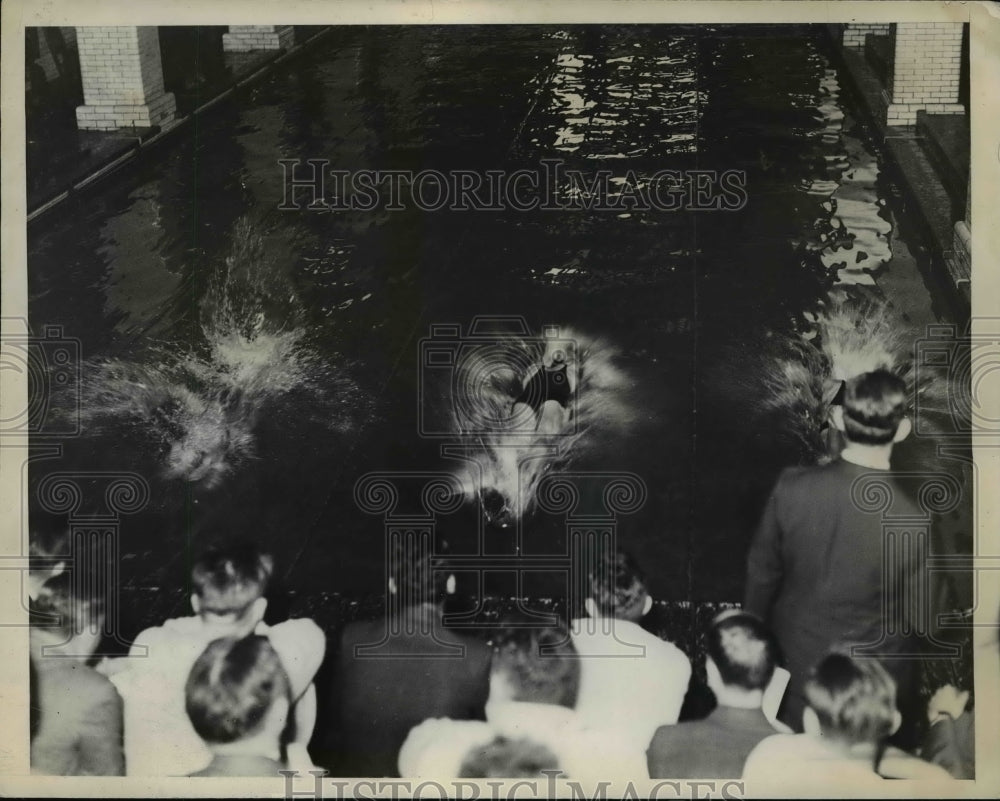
(832, 370), (910, 447)
(459, 736), (561, 778)
(803, 652), (900, 747)
(29, 571), (105, 661)
(190, 541), (272, 633)
(185, 635), (290, 756)
(387, 538), (455, 607)
(705, 610), (779, 704)
(490, 625), (579, 709)
(584, 550), (652, 623)
(27, 519), (68, 602)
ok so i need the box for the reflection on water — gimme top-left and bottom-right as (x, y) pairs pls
(534, 32), (701, 159)
(796, 66), (895, 286)
(28, 26), (959, 600)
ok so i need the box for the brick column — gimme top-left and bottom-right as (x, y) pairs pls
(222, 25), (295, 52)
(885, 22), (965, 126)
(842, 23), (891, 48)
(75, 27), (176, 131)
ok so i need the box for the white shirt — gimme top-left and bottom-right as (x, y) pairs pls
(399, 700), (648, 783)
(570, 617), (691, 750)
(111, 615), (323, 777)
(743, 733), (952, 795)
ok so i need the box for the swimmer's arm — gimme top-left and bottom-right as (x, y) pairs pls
(520, 363), (542, 391)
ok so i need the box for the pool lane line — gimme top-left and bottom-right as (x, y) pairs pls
(27, 26), (334, 226)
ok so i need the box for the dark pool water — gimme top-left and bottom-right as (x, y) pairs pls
(28, 25), (958, 620)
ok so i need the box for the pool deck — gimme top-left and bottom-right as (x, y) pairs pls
(26, 27), (332, 223)
(829, 37), (971, 321)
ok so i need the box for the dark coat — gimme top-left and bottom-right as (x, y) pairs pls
(320, 603), (491, 777)
(744, 459), (924, 730)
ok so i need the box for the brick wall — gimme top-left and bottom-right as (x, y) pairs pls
(843, 23), (891, 48)
(222, 24), (295, 52)
(75, 26), (175, 130)
(885, 22), (965, 125)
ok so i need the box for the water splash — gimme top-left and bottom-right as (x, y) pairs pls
(449, 328), (635, 525)
(77, 217), (358, 487)
(736, 294), (950, 465)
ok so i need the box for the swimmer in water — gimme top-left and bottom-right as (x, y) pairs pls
(510, 340), (578, 435)
(479, 340), (580, 529)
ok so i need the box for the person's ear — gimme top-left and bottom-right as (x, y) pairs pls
(893, 417), (912, 444)
(705, 657), (722, 693)
(642, 594), (654, 617)
(248, 597), (268, 626)
(830, 405), (845, 432)
(584, 598), (597, 619)
(388, 577), (397, 596)
(890, 709), (902, 736)
(488, 669), (515, 704)
(445, 574), (456, 596)
(190, 594), (201, 614)
(802, 707), (822, 736)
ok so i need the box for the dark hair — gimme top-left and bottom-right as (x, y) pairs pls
(31, 571), (105, 639)
(706, 612), (778, 691)
(389, 535), (452, 605)
(842, 370), (907, 445)
(587, 550), (648, 620)
(804, 652), (897, 745)
(28, 516), (69, 567)
(191, 541), (273, 615)
(185, 635), (290, 745)
(459, 736), (561, 778)
(492, 625), (579, 708)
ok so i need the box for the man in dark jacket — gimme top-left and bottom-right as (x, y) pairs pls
(647, 611), (785, 778)
(320, 544), (491, 777)
(744, 369), (923, 736)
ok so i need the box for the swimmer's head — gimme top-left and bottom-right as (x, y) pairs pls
(543, 339), (577, 369)
(482, 487), (515, 529)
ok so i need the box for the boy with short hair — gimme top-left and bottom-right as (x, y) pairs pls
(186, 635), (292, 777)
(108, 540), (323, 776)
(647, 610), (786, 779)
(743, 652), (950, 787)
(399, 624), (648, 783)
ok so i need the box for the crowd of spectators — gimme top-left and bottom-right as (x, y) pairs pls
(28, 370), (974, 785)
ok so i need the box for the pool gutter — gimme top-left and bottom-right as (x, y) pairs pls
(27, 26), (334, 225)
